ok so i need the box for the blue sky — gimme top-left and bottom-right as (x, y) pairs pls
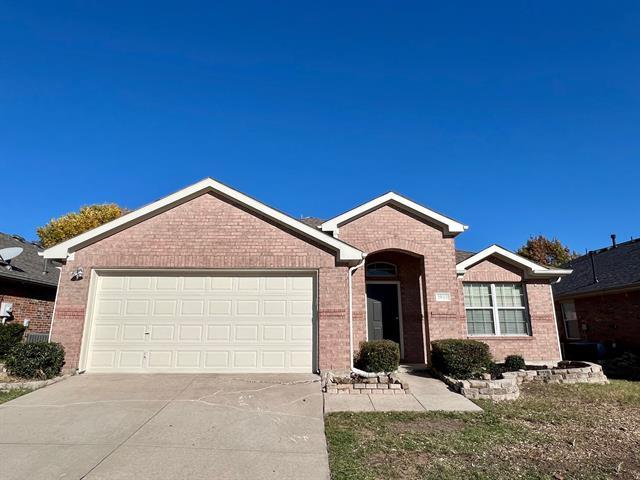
(1, 2), (639, 253)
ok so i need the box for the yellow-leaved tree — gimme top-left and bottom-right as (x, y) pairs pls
(37, 204), (127, 248)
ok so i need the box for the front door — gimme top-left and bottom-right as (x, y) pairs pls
(366, 283), (401, 346)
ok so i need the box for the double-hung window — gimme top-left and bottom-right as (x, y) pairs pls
(463, 283), (530, 336)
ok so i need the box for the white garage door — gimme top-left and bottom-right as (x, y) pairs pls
(85, 273), (315, 373)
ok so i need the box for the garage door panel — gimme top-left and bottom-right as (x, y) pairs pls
(204, 351), (229, 368)
(90, 351), (116, 368)
(119, 350), (145, 368)
(150, 325), (175, 341)
(87, 273), (315, 373)
(122, 324), (147, 342)
(147, 351), (172, 369)
(207, 325), (231, 342)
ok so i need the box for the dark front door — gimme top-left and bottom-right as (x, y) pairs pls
(366, 283), (401, 346)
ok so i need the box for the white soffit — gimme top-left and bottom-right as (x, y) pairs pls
(320, 192), (468, 236)
(42, 178), (364, 262)
(456, 244), (573, 278)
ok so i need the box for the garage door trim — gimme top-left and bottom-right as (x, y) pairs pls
(78, 269), (319, 373)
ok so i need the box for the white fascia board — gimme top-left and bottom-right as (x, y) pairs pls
(455, 244), (573, 278)
(320, 192), (468, 236)
(42, 178), (364, 262)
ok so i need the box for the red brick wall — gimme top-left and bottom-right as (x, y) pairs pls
(459, 259), (561, 363)
(51, 192), (351, 371)
(0, 280), (56, 334)
(557, 290), (640, 351)
(338, 204), (464, 361)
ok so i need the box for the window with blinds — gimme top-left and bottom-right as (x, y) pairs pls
(463, 283), (531, 336)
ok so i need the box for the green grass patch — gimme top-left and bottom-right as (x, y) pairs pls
(0, 389), (30, 404)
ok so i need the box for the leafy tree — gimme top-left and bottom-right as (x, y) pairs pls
(37, 204), (126, 248)
(516, 235), (578, 268)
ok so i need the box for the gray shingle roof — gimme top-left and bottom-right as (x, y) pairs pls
(299, 217), (324, 228)
(455, 249), (476, 264)
(553, 238), (640, 298)
(0, 233), (60, 287)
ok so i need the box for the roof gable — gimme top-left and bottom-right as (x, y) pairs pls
(320, 192), (468, 236)
(42, 178), (364, 262)
(456, 244), (572, 279)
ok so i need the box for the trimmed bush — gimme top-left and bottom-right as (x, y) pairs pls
(504, 354), (526, 371)
(431, 339), (492, 379)
(354, 340), (400, 373)
(0, 323), (26, 359)
(5, 342), (65, 379)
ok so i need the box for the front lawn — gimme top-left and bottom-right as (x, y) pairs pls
(325, 380), (640, 480)
(0, 389), (29, 404)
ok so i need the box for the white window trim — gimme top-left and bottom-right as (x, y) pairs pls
(464, 282), (531, 337)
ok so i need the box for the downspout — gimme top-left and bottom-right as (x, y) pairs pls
(348, 255), (366, 371)
(45, 256), (64, 343)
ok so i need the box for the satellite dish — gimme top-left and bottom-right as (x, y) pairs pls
(0, 247), (23, 263)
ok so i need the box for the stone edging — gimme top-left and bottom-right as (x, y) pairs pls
(322, 372), (409, 395)
(0, 374), (73, 392)
(436, 362), (608, 402)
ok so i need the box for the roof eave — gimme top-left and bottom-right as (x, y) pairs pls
(42, 178), (365, 262)
(455, 244), (573, 279)
(320, 192), (468, 236)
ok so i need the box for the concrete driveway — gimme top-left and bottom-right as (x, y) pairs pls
(0, 374), (329, 480)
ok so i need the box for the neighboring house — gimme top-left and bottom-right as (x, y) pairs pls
(0, 233), (60, 335)
(553, 236), (640, 356)
(41, 178), (571, 373)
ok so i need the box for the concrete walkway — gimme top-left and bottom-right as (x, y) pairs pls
(324, 370), (482, 413)
(0, 373), (329, 480)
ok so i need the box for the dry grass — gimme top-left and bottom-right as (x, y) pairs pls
(325, 380), (640, 480)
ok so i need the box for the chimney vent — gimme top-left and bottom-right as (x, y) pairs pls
(611, 234), (617, 248)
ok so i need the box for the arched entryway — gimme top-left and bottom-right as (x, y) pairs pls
(365, 250), (427, 363)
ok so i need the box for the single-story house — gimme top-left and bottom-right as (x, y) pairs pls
(41, 178), (571, 373)
(553, 235), (640, 356)
(0, 233), (60, 337)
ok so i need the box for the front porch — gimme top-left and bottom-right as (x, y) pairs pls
(363, 250), (429, 364)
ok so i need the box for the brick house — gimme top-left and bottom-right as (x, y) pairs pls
(553, 236), (640, 357)
(0, 233), (59, 336)
(41, 178), (571, 373)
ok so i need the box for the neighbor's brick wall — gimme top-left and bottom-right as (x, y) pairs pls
(557, 290), (640, 351)
(0, 280), (56, 334)
(339, 204), (464, 361)
(459, 259), (562, 363)
(51, 192), (351, 371)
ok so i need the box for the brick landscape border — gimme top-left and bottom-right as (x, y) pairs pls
(322, 373), (410, 395)
(437, 362), (608, 401)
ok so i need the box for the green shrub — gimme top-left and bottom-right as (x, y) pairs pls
(354, 340), (400, 373)
(0, 323), (26, 359)
(431, 339), (492, 379)
(489, 361), (507, 379)
(5, 343), (65, 379)
(504, 354), (526, 371)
